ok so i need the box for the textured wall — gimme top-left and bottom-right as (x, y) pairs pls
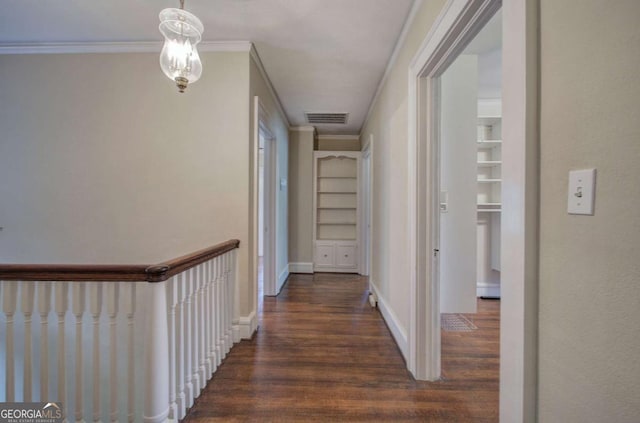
(538, 0), (640, 421)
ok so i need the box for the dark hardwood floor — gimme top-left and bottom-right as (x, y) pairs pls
(184, 273), (499, 422)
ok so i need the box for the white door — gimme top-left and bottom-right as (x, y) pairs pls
(439, 54), (478, 314)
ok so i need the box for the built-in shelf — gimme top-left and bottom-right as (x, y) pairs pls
(318, 176), (357, 179)
(477, 140), (502, 144)
(477, 161), (502, 167)
(477, 209), (502, 213)
(318, 191), (357, 194)
(477, 202), (502, 206)
(478, 179), (502, 183)
(314, 151), (360, 272)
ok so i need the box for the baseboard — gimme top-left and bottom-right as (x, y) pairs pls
(277, 265), (289, 294)
(288, 262), (313, 274)
(477, 282), (501, 298)
(232, 311), (257, 342)
(369, 282), (409, 361)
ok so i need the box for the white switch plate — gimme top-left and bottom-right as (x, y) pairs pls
(568, 168), (596, 215)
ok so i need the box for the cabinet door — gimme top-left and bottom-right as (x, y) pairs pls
(315, 244), (335, 266)
(336, 245), (357, 268)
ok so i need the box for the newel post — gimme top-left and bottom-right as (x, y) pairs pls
(144, 276), (170, 423)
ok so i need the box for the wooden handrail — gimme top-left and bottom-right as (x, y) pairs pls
(0, 239), (240, 283)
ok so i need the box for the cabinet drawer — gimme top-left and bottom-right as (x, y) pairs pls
(336, 245), (357, 268)
(315, 244), (334, 266)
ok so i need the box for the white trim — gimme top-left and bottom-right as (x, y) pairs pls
(232, 311), (258, 342)
(0, 40), (252, 55)
(277, 265), (289, 294)
(476, 283), (501, 297)
(289, 262), (314, 274)
(317, 134), (360, 141)
(360, 0), (424, 134)
(370, 282), (408, 359)
(289, 126), (316, 132)
(249, 44), (291, 128)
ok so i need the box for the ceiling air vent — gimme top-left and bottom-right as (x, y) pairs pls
(305, 112), (349, 125)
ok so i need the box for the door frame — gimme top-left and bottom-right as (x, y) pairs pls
(407, 0), (539, 420)
(359, 136), (373, 276)
(252, 96), (277, 302)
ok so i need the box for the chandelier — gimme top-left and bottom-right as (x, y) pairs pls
(158, 0), (204, 93)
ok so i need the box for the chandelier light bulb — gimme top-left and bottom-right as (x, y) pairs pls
(159, 6), (204, 93)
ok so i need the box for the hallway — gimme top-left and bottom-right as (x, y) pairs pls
(184, 273), (499, 422)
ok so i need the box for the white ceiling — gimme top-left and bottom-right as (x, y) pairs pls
(0, 0), (415, 135)
(464, 10), (502, 99)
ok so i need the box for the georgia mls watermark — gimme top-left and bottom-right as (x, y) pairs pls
(0, 403), (64, 423)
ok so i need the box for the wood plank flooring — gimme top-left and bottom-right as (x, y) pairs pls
(184, 273), (499, 422)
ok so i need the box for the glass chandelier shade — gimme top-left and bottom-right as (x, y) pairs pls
(159, 7), (204, 93)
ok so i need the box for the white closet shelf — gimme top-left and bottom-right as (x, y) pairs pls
(477, 179), (502, 183)
(477, 161), (502, 167)
(476, 140), (502, 146)
(318, 191), (357, 194)
(477, 209), (502, 213)
(317, 206), (357, 210)
(317, 222), (356, 225)
(318, 176), (357, 179)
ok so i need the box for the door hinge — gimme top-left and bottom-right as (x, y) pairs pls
(433, 249), (440, 257)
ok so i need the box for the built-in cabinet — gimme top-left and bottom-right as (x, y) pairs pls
(476, 100), (502, 296)
(313, 151), (360, 272)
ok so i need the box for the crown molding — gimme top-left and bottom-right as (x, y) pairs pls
(249, 43), (291, 128)
(317, 134), (360, 141)
(289, 126), (316, 132)
(360, 0), (424, 136)
(0, 40), (252, 55)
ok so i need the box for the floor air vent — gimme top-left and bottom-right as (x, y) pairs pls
(305, 112), (349, 125)
(441, 314), (477, 332)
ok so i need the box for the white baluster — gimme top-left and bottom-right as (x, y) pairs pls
(224, 253), (232, 354)
(230, 250), (237, 346)
(122, 284), (136, 423)
(72, 284), (86, 423)
(204, 260), (213, 377)
(3, 281), (18, 402)
(143, 281), (170, 423)
(106, 284), (119, 423)
(22, 283), (36, 401)
(89, 283), (103, 422)
(183, 271), (193, 408)
(38, 282), (52, 401)
(215, 256), (223, 365)
(167, 277), (178, 420)
(191, 268), (201, 396)
(209, 258), (218, 372)
(176, 274), (186, 419)
(198, 264), (207, 390)
(54, 282), (68, 405)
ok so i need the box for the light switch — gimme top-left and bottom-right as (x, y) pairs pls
(568, 169), (596, 215)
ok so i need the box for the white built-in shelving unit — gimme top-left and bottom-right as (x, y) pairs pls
(476, 100), (502, 295)
(313, 151), (360, 272)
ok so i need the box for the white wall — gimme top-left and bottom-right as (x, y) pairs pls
(538, 0), (640, 421)
(360, 0), (448, 347)
(439, 54), (478, 313)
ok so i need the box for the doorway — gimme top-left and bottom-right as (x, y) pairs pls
(407, 0), (538, 420)
(360, 137), (372, 277)
(437, 9), (502, 380)
(254, 97), (278, 311)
